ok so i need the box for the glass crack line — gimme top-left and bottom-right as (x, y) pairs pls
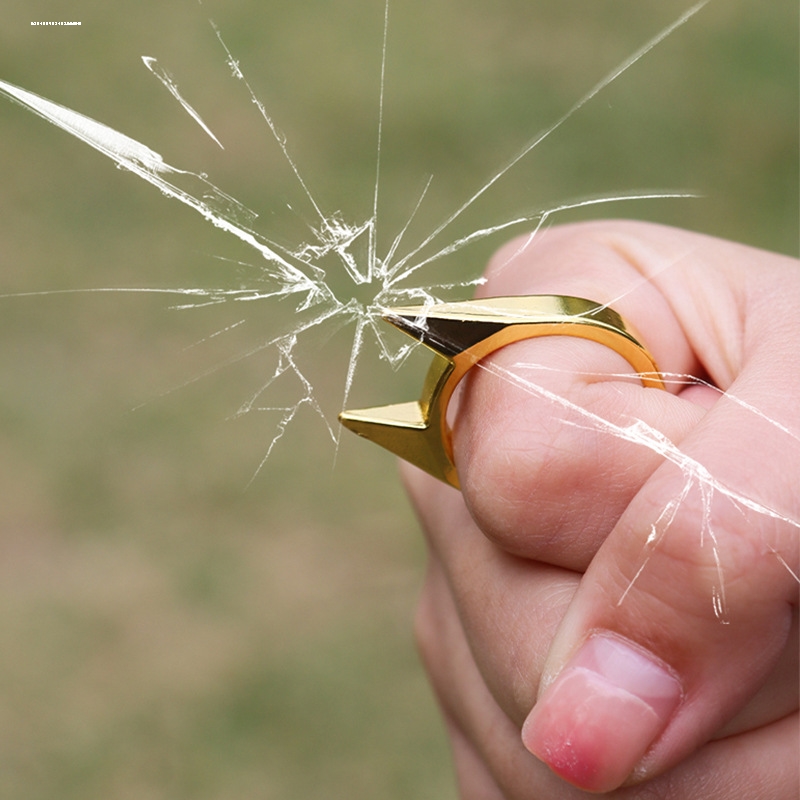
(142, 56), (225, 149)
(481, 358), (800, 619)
(0, 2), (715, 480)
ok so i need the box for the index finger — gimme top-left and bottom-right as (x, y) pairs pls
(454, 220), (715, 569)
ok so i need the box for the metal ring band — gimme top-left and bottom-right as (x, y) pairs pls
(339, 295), (664, 489)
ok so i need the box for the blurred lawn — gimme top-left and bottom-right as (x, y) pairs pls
(0, 0), (797, 798)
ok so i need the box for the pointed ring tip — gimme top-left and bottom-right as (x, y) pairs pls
(342, 294), (665, 489)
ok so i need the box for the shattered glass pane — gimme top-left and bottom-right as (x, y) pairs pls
(0, 0), (796, 792)
(0, 3), (707, 472)
(1, 0), (798, 575)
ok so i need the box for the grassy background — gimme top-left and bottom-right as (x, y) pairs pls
(0, 0), (797, 797)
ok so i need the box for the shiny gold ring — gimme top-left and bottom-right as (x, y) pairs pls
(339, 295), (664, 489)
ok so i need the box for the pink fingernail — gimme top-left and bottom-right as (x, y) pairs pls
(522, 634), (682, 792)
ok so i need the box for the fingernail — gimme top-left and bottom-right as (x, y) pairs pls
(521, 634), (682, 792)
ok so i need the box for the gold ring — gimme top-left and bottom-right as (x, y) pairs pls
(339, 295), (664, 489)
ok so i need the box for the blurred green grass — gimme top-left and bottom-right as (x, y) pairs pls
(0, 0), (796, 797)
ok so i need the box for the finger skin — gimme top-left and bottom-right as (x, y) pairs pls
(412, 494), (799, 799)
(525, 452), (798, 791)
(450, 221), (799, 791)
(454, 336), (708, 570)
(454, 220), (714, 568)
(405, 459), (798, 742)
(405, 221), (799, 795)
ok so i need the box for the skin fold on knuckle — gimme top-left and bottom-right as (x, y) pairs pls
(455, 373), (606, 559)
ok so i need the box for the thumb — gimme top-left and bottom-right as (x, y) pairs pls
(520, 243), (800, 792)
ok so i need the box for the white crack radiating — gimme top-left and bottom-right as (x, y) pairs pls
(142, 56), (225, 149)
(2, 2), (796, 606)
(498, 360), (800, 617)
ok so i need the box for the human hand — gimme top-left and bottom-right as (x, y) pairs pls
(404, 221), (799, 797)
